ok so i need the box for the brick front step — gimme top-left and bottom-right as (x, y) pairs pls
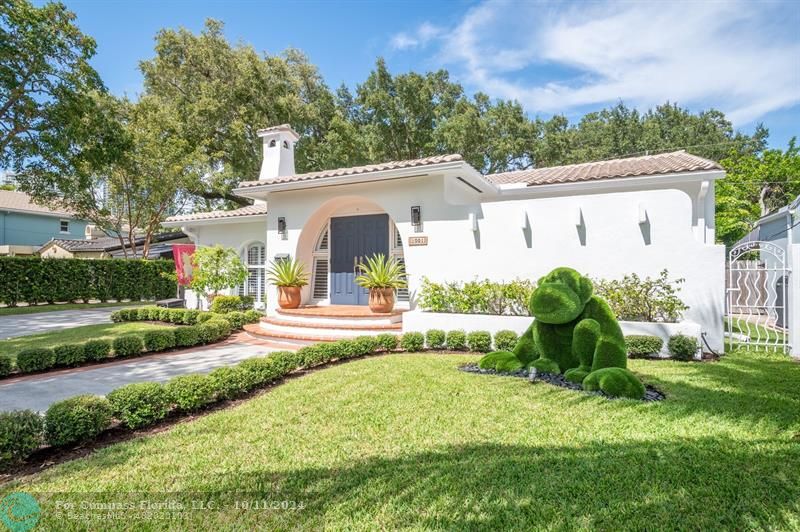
(274, 305), (404, 326)
(261, 316), (402, 331)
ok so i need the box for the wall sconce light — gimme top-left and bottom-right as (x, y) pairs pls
(277, 217), (286, 234)
(469, 212), (478, 232)
(638, 203), (648, 224)
(411, 206), (421, 227)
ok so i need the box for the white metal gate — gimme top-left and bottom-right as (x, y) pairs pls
(726, 241), (791, 353)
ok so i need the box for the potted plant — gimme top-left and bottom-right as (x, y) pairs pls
(266, 257), (309, 309)
(355, 253), (407, 313)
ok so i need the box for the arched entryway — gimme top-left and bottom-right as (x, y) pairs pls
(295, 196), (408, 306)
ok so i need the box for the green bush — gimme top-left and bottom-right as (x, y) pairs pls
(400, 332), (425, 352)
(158, 307), (172, 322)
(375, 333), (398, 351)
(418, 277), (536, 315)
(107, 382), (170, 429)
(494, 330), (519, 352)
(0, 257), (175, 307)
(169, 309), (189, 324)
(479, 351), (523, 372)
(668, 334), (698, 361)
(244, 309), (262, 324)
(582, 367), (645, 399)
(297, 344), (330, 367)
(174, 326), (202, 347)
(625, 335), (664, 358)
(446, 330), (467, 351)
(110, 309), (126, 322)
(137, 307), (151, 321)
(113, 335), (144, 357)
(182, 309), (201, 325)
(195, 312), (217, 324)
(425, 329), (446, 349)
(83, 339), (112, 361)
(16, 348), (55, 373)
(239, 357), (286, 386)
(467, 331), (493, 353)
(197, 318), (232, 344)
(147, 306), (163, 320)
(269, 350), (304, 373)
(208, 366), (251, 399)
(44, 395), (112, 447)
(593, 270), (689, 323)
(224, 311), (247, 330)
(165, 374), (215, 411)
(209, 295), (254, 313)
(53, 344), (86, 367)
(0, 355), (11, 377)
(143, 330), (176, 352)
(353, 336), (379, 356)
(0, 410), (43, 466)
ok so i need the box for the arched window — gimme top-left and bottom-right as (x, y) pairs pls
(282, 140), (289, 149)
(269, 139), (277, 147)
(239, 242), (266, 305)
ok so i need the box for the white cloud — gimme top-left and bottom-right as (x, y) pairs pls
(401, 0), (800, 125)
(390, 22), (443, 50)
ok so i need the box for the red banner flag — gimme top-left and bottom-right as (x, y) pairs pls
(172, 244), (196, 286)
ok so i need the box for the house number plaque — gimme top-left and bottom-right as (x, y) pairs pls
(408, 236), (428, 246)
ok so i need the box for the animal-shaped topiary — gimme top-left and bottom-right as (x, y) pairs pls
(479, 267), (644, 399)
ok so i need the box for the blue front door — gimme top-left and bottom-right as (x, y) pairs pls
(330, 214), (389, 305)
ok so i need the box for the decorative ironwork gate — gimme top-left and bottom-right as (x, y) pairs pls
(726, 241), (791, 353)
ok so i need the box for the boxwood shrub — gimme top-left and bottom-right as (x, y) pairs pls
(158, 307), (172, 322)
(113, 335), (144, 357)
(165, 374), (215, 412)
(209, 295), (253, 314)
(143, 330), (176, 352)
(494, 330), (519, 352)
(0, 355), (12, 377)
(224, 311), (247, 330)
(353, 336), (379, 355)
(425, 329), (446, 349)
(0, 410), (43, 466)
(174, 326), (202, 348)
(208, 366), (252, 399)
(107, 382), (170, 429)
(44, 395), (113, 447)
(400, 332), (425, 352)
(467, 331), (493, 353)
(375, 333), (398, 351)
(446, 330), (467, 351)
(83, 339), (112, 361)
(668, 334), (698, 361)
(244, 309), (262, 324)
(197, 319), (230, 344)
(182, 309), (201, 325)
(53, 344), (86, 367)
(136, 307), (151, 321)
(239, 357), (286, 387)
(625, 335), (664, 358)
(16, 348), (55, 373)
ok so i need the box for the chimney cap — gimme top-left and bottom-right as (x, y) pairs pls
(257, 124), (300, 142)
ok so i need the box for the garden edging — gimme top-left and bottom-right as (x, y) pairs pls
(402, 310), (702, 359)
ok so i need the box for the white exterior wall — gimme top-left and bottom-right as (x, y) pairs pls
(180, 220), (266, 310)
(262, 173), (725, 352)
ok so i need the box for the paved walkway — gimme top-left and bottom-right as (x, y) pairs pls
(0, 336), (275, 412)
(0, 308), (121, 339)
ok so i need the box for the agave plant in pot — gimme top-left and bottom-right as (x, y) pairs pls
(355, 253), (407, 313)
(266, 257), (309, 309)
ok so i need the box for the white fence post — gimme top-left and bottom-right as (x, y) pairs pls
(791, 244), (800, 358)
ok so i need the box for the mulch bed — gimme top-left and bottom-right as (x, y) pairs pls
(458, 363), (665, 402)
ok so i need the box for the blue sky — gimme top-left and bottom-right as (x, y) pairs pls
(61, 0), (799, 149)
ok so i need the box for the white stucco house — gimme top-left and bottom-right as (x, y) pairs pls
(163, 124), (726, 352)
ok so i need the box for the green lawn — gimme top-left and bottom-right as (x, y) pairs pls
(0, 322), (173, 361)
(5, 350), (800, 530)
(727, 316), (786, 342)
(0, 301), (147, 317)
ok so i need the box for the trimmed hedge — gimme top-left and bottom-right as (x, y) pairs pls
(107, 382), (170, 429)
(400, 332), (425, 352)
(83, 339), (112, 361)
(0, 410), (43, 466)
(208, 366), (251, 399)
(165, 374), (215, 411)
(467, 331), (492, 353)
(494, 330), (519, 352)
(44, 395), (113, 447)
(668, 334), (698, 361)
(16, 348), (55, 373)
(113, 335), (144, 357)
(625, 335), (664, 358)
(0, 356), (12, 377)
(446, 330), (467, 351)
(244, 310), (262, 324)
(174, 326), (202, 347)
(0, 257), (175, 306)
(209, 295), (254, 314)
(53, 344), (86, 367)
(375, 333), (398, 351)
(425, 329), (446, 349)
(143, 330), (176, 352)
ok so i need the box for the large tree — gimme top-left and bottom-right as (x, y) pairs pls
(0, 0), (113, 178)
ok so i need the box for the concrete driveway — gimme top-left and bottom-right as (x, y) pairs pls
(0, 339), (275, 412)
(0, 308), (120, 339)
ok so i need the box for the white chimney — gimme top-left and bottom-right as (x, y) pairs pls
(257, 124), (300, 181)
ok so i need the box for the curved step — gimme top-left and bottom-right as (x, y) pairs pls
(262, 316), (402, 332)
(275, 305), (404, 326)
(244, 324), (353, 347)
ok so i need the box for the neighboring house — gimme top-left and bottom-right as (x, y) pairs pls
(38, 231), (189, 259)
(164, 124), (727, 351)
(735, 194), (799, 259)
(0, 190), (90, 256)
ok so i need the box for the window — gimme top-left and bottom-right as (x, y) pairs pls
(390, 223), (409, 301)
(59, 220), (69, 233)
(238, 243), (266, 305)
(311, 225), (329, 300)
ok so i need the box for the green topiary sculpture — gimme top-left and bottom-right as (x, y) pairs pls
(478, 267), (644, 399)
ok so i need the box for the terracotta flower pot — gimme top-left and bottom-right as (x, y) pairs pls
(368, 287), (395, 313)
(277, 286), (302, 309)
